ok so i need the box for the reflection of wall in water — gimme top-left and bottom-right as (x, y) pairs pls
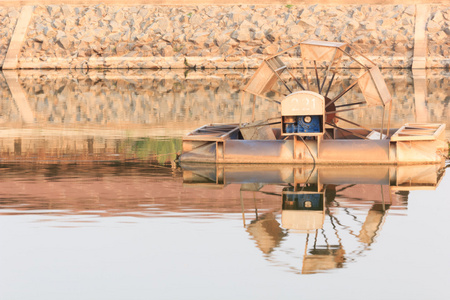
(0, 136), (181, 163)
(1, 70), (277, 126)
(0, 69), (448, 132)
(0, 164), (282, 217)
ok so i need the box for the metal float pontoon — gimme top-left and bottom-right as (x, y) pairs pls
(180, 122), (447, 164)
(180, 40), (447, 165)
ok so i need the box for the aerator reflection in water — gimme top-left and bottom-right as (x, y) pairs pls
(181, 163), (446, 275)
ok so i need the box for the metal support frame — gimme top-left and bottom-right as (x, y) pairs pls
(264, 60), (292, 94)
(334, 116), (373, 133)
(335, 101), (365, 108)
(325, 122), (369, 140)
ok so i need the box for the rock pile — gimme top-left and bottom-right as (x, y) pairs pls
(0, 4), (448, 69)
(427, 5), (450, 68)
(0, 7), (20, 66)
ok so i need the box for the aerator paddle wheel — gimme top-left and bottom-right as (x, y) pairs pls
(243, 40), (393, 140)
(180, 39), (446, 164)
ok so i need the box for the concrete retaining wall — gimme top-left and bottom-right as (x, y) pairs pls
(0, 4), (448, 69)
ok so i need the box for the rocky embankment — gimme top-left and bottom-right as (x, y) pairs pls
(0, 4), (449, 69)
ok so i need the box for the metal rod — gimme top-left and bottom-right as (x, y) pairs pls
(347, 45), (377, 67)
(304, 233), (310, 256)
(302, 57), (310, 90)
(388, 186), (393, 206)
(193, 130), (239, 135)
(386, 101), (392, 138)
(335, 116), (373, 133)
(320, 75), (327, 95)
(240, 190), (246, 228)
(269, 88), (288, 98)
(325, 72), (335, 98)
(253, 192), (258, 220)
(380, 105), (385, 140)
(335, 101), (365, 108)
(239, 92), (245, 126)
(251, 94), (256, 122)
(240, 121), (281, 129)
(196, 128), (237, 133)
(321, 49), (338, 94)
(325, 105), (366, 114)
(246, 91), (281, 105)
(197, 127), (237, 132)
(265, 60), (292, 94)
(339, 48), (370, 70)
(325, 80), (358, 108)
(314, 60), (322, 94)
(265, 42), (302, 60)
(326, 122), (369, 140)
(302, 232), (310, 274)
(396, 132), (438, 136)
(286, 68), (305, 90)
(314, 229), (318, 248)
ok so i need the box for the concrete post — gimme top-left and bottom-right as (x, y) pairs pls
(412, 4), (429, 69)
(3, 71), (35, 123)
(3, 6), (34, 70)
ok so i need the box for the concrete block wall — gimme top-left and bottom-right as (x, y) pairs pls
(0, 4), (448, 69)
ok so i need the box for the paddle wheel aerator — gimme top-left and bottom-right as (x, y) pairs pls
(243, 40), (393, 140)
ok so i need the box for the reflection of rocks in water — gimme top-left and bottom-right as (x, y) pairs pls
(247, 212), (286, 254)
(4, 70), (270, 126)
(0, 70), (448, 134)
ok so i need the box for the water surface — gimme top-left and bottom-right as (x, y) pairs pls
(0, 69), (449, 300)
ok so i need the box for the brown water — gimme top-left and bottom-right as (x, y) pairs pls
(0, 69), (449, 300)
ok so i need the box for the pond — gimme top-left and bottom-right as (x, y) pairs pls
(0, 69), (448, 300)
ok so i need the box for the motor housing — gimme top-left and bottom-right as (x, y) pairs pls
(281, 91), (325, 138)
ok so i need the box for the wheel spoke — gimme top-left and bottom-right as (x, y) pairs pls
(325, 122), (369, 140)
(325, 80), (358, 109)
(325, 72), (335, 98)
(314, 60), (322, 94)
